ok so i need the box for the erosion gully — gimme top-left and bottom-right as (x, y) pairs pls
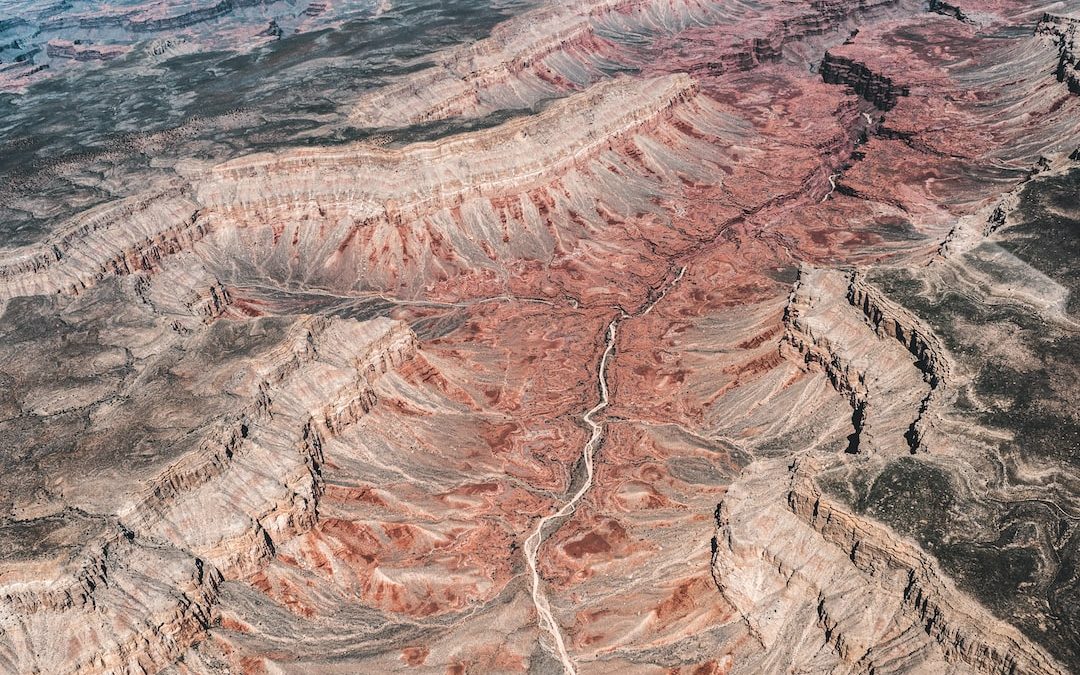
(523, 266), (686, 674)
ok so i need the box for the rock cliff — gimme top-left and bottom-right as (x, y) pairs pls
(1, 0), (1079, 671)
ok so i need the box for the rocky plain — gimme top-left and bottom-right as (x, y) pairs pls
(0, 0), (1079, 673)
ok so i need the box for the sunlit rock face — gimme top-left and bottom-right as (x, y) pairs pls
(1, 0), (1079, 673)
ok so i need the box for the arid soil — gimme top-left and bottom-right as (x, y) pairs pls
(1, 0), (1079, 673)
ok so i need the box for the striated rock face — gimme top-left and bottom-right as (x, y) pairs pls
(1038, 14), (1080, 95)
(199, 74), (716, 295)
(712, 457), (1068, 675)
(2, 0), (1080, 673)
(0, 307), (420, 673)
(0, 524), (223, 675)
(783, 267), (936, 454)
(348, 0), (914, 129)
(820, 51), (910, 110)
(0, 190), (204, 300)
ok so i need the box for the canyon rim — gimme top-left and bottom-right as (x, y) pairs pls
(0, 0), (1079, 673)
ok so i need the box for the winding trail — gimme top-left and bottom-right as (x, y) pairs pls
(523, 266), (686, 674)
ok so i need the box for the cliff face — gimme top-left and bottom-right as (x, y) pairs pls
(1038, 14), (1080, 95)
(928, 0), (973, 23)
(2, 0), (1080, 672)
(0, 528), (222, 675)
(0, 311), (419, 673)
(782, 267), (940, 455)
(820, 51), (910, 110)
(348, 0), (912, 128)
(0, 191), (204, 300)
(711, 457), (1068, 675)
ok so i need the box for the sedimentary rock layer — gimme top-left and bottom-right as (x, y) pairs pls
(1038, 14), (1080, 95)
(2, 0), (1080, 672)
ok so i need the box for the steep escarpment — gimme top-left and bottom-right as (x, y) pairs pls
(126, 317), (418, 577)
(788, 460), (1069, 675)
(4, 0), (1080, 672)
(198, 74), (721, 294)
(347, 0), (626, 128)
(124, 0), (275, 32)
(840, 166), (1080, 668)
(0, 190), (204, 300)
(208, 74), (698, 215)
(349, 0), (915, 128)
(1, 75), (716, 302)
(1037, 14), (1080, 95)
(45, 40), (128, 62)
(820, 51), (910, 110)
(782, 267), (936, 454)
(846, 272), (952, 453)
(0, 523), (222, 675)
(0, 314), (419, 673)
(928, 0), (973, 24)
(736, 0), (908, 66)
(711, 457), (1069, 675)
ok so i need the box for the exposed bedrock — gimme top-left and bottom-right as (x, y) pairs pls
(739, 0), (909, 65)
(0, 314), (419, 673)
(0, 66), (873, 309)
(820, 51), (910, 110)
(711, 457), (1069, 675)
(846, 271), (953, 453)
(44, 40), (127, 62)
(934, 154), (1072, 262)
(124, 317), (419, 577)
(782, 266), (951, 455)
(0, 190), (204, 300)
(347, 0), (628, 128)
(124, 0), (275, 33)
(928, 0), (973, 24)
(1038, 14), (1080, 96)
(205, 73), (697, 215)
(348, 0), (914, 128)
(199, 74), (717, 294)
(4, 0), (1080, 671)
(0, 76), (708, 300)
(0, 525), (222, 675)
(31, 0), (276, 34)
(9, 73), (817, 305)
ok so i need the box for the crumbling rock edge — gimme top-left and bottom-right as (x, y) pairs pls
(782, 266), (951, 455)
(0, 317), (419, 674)
(710, 457), (1069, 675)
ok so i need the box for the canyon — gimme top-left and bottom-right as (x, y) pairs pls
(0, 0), (1078, 673)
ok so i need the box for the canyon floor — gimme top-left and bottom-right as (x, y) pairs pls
(1, 0), (1079, 673)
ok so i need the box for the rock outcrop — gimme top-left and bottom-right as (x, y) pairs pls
(711, 457), (1070, 675)
(0, 316), (419, 673)
(1038, 14), (1080, 95)
(0, 190), (204, 300)
(349, 0), (912, 128)
(44, 39), (127, 61)
(928, 0), (973, 24)
(0, 523), (223, 675)
(820, 51), (910, 110)
(3, 0), (1080, 671)
(783, 267), (937, 454)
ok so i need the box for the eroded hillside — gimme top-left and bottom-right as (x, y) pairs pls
(0, 0), (1078, 673)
